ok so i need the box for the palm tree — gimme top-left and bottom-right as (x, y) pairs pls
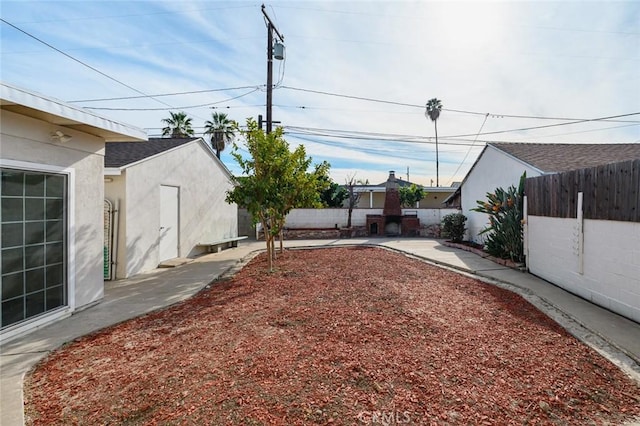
(425, 98), (443, 187)
(161, 111), (194, 138)
(204, 112), (236, 159)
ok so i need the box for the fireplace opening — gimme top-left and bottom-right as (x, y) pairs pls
(384, 215), (402, 236)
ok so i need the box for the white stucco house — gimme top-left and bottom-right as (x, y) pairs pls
(0, 82), (146, 343)
(457, 142), (640, 242)
(104, 137), (238, 279)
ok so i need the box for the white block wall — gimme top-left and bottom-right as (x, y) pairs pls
(527, 216), (640, 323)
(283, 208), (459, 228)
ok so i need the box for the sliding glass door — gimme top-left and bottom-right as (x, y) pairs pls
(1, 168), (67, 328)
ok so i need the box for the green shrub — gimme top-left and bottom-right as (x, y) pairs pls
(471, 172), (526, 262)
(442, 212), (467, 242)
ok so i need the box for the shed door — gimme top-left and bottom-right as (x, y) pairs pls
(159, 185), (179, 261)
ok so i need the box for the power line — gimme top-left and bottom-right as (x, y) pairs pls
(211, 104), (264, 109)
(284, 122), (640, 146)
(284, 127), (481, 146)
(288, 111), (640, 141)
(0, 18), (175, 109)
(83, 88), (261, 111)
(280, 85), (421, 108)
(289, 134), (443, 163)
(276, 5), (640, 36)
(68, 85), (262, 103)
(54, 78), (640, 127)
(446, 113), (490, 186)
(284, 125), (432, 141)
(10, 4), (255, 25)
(440, 112), (640, 138)
(1, 36), (263, 57)
(520, 122), (640, 140)
(279, 86), (640, 123)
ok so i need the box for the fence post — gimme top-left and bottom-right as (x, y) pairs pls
(577, 192), (584, 274)
(523, 195), (529, 269)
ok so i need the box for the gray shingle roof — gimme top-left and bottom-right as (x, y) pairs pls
(375, 176), (415, 187)
(491, 142), (640, 173)
(105, 137), (199, 168)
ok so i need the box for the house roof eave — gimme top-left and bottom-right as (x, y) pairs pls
(1, 82), (147, 142)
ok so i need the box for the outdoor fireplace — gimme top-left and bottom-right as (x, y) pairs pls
(366, 171), (420, 237)
(382, 171), (402, 236)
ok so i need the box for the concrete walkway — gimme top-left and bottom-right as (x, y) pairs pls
(2, 238), (640, 425)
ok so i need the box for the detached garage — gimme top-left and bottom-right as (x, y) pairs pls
(104, 137), (238, 279)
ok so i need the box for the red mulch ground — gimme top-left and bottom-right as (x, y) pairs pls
(24, 247), (640, 425)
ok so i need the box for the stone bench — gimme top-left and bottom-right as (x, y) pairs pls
(197, 236), (248, 253)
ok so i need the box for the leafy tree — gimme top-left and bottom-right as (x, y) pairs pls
(425, 98), (443, 186)
(225, 119), (329, 272)
(471, 172), (526, 262)
(161, 111), (194, 137)
(204, 112), (236, 159)
(319, 177), (348, 207)
(399, 184), (425, 207)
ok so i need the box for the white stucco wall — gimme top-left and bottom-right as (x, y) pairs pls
(284, 208), (459, 228)
(461, 146), (541, 242)
(115, 141), (237, 278)
(1, 110), (105, 325)
(527, 216), (640, 323)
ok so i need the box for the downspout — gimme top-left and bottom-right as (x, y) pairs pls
(110, 199), (120, 281)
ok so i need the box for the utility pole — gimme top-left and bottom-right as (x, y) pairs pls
(262, 4), (284, 134)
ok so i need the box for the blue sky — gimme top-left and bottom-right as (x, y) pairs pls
(1, 1), (639, 186)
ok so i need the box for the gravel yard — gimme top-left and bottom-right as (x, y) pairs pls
(25, 247), (640, 425)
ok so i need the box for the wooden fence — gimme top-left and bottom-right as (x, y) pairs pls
(525, 159), (640, 222)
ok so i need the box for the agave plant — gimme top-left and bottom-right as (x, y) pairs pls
(472, 172), (526, 262)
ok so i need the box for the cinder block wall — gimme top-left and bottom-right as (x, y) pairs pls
(527, 216), (640, 323)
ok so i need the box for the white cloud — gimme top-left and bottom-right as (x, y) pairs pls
(2, 0), (638, 183)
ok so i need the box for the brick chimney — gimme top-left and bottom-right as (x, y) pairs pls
(383, 170), (402, 217)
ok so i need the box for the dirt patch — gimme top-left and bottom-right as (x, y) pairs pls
(24, 247), (640, 425)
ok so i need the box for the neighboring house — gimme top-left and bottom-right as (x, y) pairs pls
(104, 137), (238, 279)
(350, 173), (459, 209)
(459, 142), (640, 242)
(0, 82), (146, 343)
(278, 172), (460, 236)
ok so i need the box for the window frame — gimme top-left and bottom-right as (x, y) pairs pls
(0, 159), (76, 339)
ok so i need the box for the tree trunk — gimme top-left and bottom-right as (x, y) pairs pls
(259, 215), (274, 272)
(270, 235), (276, 262)
(347, 207), (353, 228)
(266, 233), (273, 272)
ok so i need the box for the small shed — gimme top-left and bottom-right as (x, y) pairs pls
(104, 137), (238, 279)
